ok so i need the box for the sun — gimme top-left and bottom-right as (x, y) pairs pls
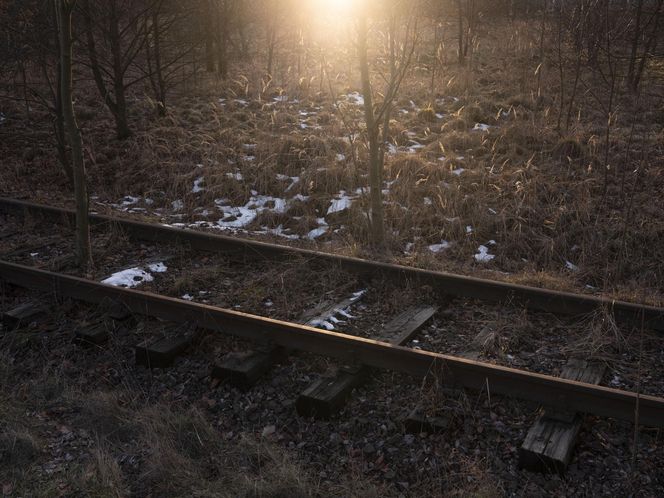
(311, 0), (356, 17)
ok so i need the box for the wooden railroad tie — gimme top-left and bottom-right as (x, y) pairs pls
(135, 323), (194, 369)
(297, 305), (438, 419)
(1, 302), (47, 329)
(519, 358), (606, 474)
(211, 292), (367, 390)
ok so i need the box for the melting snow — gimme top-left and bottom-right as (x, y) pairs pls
(120, 196), (140, 206)
(346, 92), (364, 106)
(327, 191), (354, 215)
(474, 245), (495, 262)
(171, 200), (184, 211)
(273, 95), (288, 102)
(192, 177), (205, 193)
(336, 153), (346, 162)
(565, 261), (579, 271)
(428, 241), (451, 253)
(227, 171), (244, 181)
(102, 268), (154, 288)
(148, 262), (168, 273)
(102, 260), (169, 288)
(215, 194), (288, 228)
(451, 168), (465, 176)
(307, 226), (328, 240)
(472, 123), (490, 132)
(182, 294), (194, 301)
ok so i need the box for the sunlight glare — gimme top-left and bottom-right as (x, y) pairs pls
(312, 0), (356, 17)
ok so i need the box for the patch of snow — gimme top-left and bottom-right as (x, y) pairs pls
(307, 226), (328, 240)
(404, 242), (414, 254)
(182, 294), (194, 301)
(423, 197), (433, 206)
(171, 199), (184, 211)
(148, 262), (168, 273)
(227, 171), (244, 181)
(234, 99), (248, 106)
(472, 123), (490, 132)
(215, 194), (289, 228)
(451, 168), (465, 176)
(474, 245), (495, 262)
(346, 92), (364, 106)
(435, 113), (445, 119)
(429, 241), (451, 253)
(438, 156), (446, 162)
(273, 95), (289, 102)
(565, 260), (579, 272)
(327, 191), (354, 215)
(336, 307), (355, 319)
(192, 176), (205, 193)
(120, 196), (140, 206)
(486, 240), (497, 246)
(243, 143), (256, 150)
(352, 289), (367, 300)
(407, 141), (425, 153)
(102, 268), (154, 288)
(336, 153), (346, 162)
(466, 225), (473, 233)
(308, 319), (336, 330)
(242, 155), (256, 162)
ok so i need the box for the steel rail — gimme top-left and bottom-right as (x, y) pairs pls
(0, 260), (663, 427)
(1, 197), (663, 330)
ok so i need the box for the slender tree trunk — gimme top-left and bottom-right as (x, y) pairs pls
(358, 7), (384, 247)
(216, 1), (228, 78)
(205, 0), (215, 71)
(55, 0), (92, 268)
(54, 60), (73, 185)
(457, 0), (465, 65)
(152, 8), (166, 113)
(109, 0), (130, 139)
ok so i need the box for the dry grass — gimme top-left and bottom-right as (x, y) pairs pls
(2, 17), (664, 307)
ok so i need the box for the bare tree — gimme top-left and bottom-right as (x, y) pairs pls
(54, 0), (92, 267)
(358, 0), (417, 246)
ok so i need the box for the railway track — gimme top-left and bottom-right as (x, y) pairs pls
(1, 197), (664, 474)
(1, 197), (663, 329)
